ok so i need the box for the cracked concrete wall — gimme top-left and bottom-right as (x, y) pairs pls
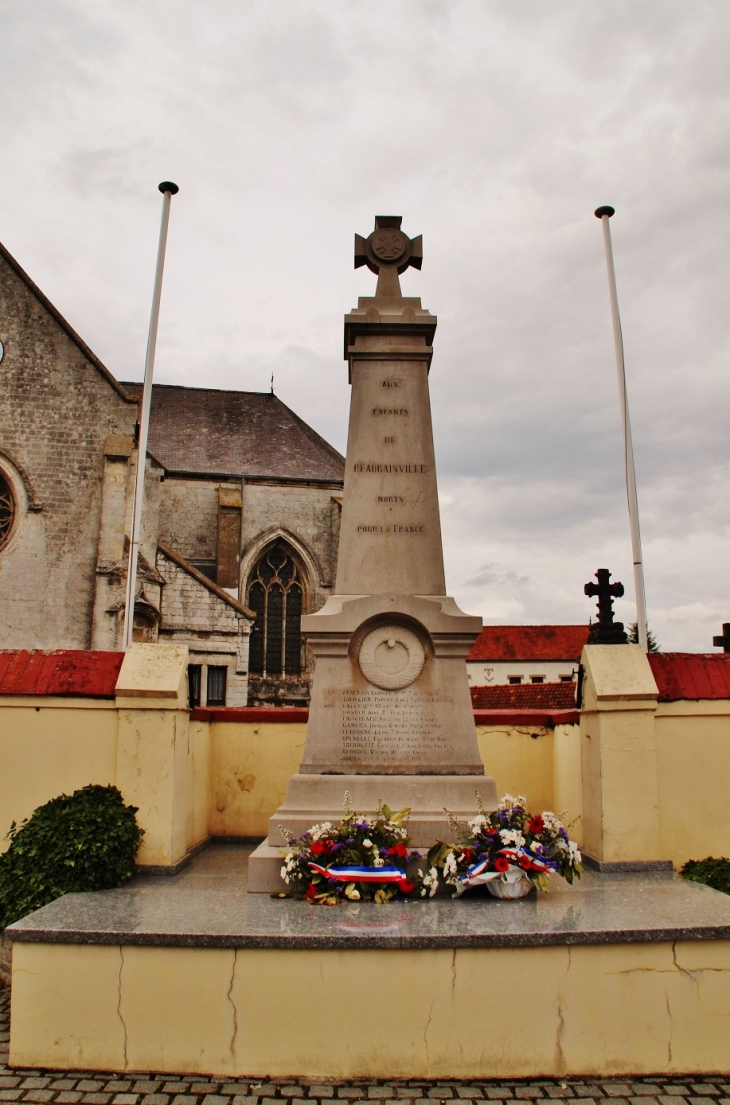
(10, 939), (730, 1076)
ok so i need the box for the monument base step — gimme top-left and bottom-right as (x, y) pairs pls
(249, 772), (498, 893)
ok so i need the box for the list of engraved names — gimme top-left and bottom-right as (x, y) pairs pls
(340, 687), (453, 762)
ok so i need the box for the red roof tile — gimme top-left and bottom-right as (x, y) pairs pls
(470, 682), (577, 710)
(0, 651), (124, 698)
(468, 625), (589, 662)
(649, 653), (730, 702)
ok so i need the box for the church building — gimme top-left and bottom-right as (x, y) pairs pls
(0, 240), (344, 706)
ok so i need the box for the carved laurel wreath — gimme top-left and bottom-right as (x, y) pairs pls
(358, 625), (425, 691)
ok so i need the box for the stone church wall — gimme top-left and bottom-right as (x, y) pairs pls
(0, 254), (137, 649)
(158, 477), (221, 564)
(156, 547), (250, 707)
(239, 480), (341, 610)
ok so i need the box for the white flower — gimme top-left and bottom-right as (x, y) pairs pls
(468, 814), (488, 833)
(373, 856), (385, 867)
(308, 821), (333, 841)
(443, 852), (458, 882)
(362, 838), (373, 848)
(568, 841), (581, 861)
(280, 865), (289, 882)
(422, 867), (439, 897)
(500, 829), (525, 848)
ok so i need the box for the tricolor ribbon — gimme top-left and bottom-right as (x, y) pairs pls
(454, 848), (551, 897)
(309, 863), (406, 884)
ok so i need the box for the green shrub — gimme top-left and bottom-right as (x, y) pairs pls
(680, 856), (730, 896)
(0, 784), (144, 929)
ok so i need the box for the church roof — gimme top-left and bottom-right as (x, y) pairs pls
(120, 383), (345, 483)
(468, 625), (589, 662)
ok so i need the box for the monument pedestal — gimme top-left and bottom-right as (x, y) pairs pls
(249, 219), (496, 892)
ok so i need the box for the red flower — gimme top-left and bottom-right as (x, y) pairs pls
(494, 855), (510, 873)
(528, 816), (544, 834)
(388, 843), (408, 858)
(462, 848), (474, 864)
(310, 841), (325, 856)
(398, 879), (414, 894)
(305, 882), (318, 900)
(519, 855), (532, 871)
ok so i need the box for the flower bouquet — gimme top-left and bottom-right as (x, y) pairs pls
(428, 793), (582, 898)
(277, 794), (438, 905)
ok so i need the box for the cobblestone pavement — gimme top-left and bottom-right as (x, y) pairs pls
(1, 984), (727, 1105)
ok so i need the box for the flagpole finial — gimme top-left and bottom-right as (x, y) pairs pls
(158, 181), (179, 195)
(594, 205), (615, 218)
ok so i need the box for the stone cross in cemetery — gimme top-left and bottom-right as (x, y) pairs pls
(584, 567), (629, 644)
(248, 217), (496, 890)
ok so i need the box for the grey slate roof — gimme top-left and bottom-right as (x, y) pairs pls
(120, 383), (345, 483)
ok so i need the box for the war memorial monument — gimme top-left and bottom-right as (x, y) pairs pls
(248, 217), (496, 889)
(5, 217), (730, 1080)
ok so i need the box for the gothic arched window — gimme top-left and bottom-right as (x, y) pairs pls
(247, 541), (304, 676)
(0, 472), (16, 552)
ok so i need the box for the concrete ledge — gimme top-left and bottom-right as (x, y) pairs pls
(9, 939), (730, 1077)
(582, 855), (675, 875)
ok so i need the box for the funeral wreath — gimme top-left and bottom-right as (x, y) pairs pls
(428, 793), (583, 898)
(277, 793), (438, 904)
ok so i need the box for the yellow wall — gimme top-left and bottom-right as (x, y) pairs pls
(476, 724), (554, 812)
(0, 700), (118, 852)
(208, 720), (306, 838)
(11, 938), (730, 1076)
(3, 691), (730, 869)
(656, 702), (730, 866)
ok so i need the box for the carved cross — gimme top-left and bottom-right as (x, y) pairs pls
(354, 216), (422, 299)
(584, 568), (628, 645)
(713, 623), (730, 653)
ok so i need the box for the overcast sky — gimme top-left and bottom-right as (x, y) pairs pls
(2, 1), (728, 650)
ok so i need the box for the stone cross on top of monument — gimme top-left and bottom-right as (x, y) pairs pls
(354, 216), (422, 298)
(585, 568), (629, 645)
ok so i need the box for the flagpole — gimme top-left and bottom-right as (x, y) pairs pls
(594, 204), (648, 652)
(122, 181), (179, 651)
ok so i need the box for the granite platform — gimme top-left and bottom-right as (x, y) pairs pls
(7, 846), (730, 1079)
(8, 843), (730, 949)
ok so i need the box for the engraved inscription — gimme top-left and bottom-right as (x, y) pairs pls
(381, 379), (400, 388)
(377, 496), (404, 503)
(356, 525), (424, 534)
(340, 688), (454, 762)
(383, 437), (395, 443)
(372, 408), (409, 415)
(353, 463), (427, 473)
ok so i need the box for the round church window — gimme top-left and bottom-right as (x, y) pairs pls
(0, 472), (16, 551)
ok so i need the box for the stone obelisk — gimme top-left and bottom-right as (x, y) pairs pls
(248, 217), (496, 891)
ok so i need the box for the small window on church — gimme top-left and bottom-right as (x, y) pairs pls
(247, 541), (304, 677)
(508, 676), (522, 685)
(132, 610), (156, 643)
(0, 471), (16, 551)
(207, 665), (227, 706)
(530, 676), (545, 684)
(188, 665), (202, 708)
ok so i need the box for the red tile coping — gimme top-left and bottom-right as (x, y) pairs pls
(3, 650), (728, 711)
(649, 652), (730, 702)
(0, 650), (124, 698)
(468, 624), (589, 662)
(192, 706), (310, 723)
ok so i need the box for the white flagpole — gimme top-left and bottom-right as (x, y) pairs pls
(122, 181), (179, 651)
(594, 204), (648, 652)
